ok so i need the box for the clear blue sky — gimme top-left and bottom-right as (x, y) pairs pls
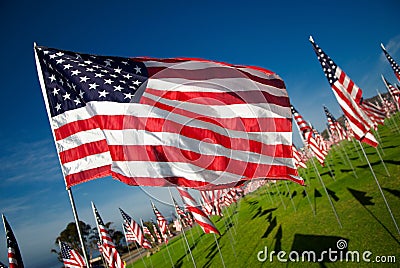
(0, 0), (399, 266)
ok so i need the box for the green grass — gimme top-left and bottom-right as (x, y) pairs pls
(127, 115), (400, 267)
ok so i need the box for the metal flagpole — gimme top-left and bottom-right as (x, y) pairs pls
(340, 145), (358, 178)
(357, 140), (400, 236)
(325, 161), (336, 181)
(213, 233), (226, 268)
(294, 121), (342, 228)
(34, 43), (90, 267)
(299, 169), (316, 216)
(274, 182), (286, 210)
(168, 188), (197, 268)
(375, 146), (390, 177)
(352, 138), (364, 162)
(284, 181), (296, 212)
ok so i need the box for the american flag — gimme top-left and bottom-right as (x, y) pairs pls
(59, 241), (86, 268)
(119, 208), (152, 249)
(309, 36), (378, 148)
(34, 45), (300, 189)
(200, 190), (223, 216)
(141, 220), (156, 243)
(151, 203), (169, 243)
(381, 43), (400, 82)
(92, 203), (124, 268)
(177, 187), (220, 235)
(2, 215), (24, 268)
(360, 101), (386, 128)
(151, 222), (162, 244)
(122, 223), (136, 244)
(323, 106), (347, 141)
(381, 75), (400, 110)
(292, 145), (307, 169)
(172, 198), (189, 227)
(291, 105), (326, 166)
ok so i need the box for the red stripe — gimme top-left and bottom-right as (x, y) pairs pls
(145, 87), (290, 107)
(55, 113), (291, 141)
(59, 140), (109, 163)
(65, 165), (111, 187)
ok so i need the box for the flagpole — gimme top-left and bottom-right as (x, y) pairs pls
(284, 181), (296, 212)
(339, 144), (358, 178)
(213, 233), (226, 268)
(121, 223), (135, 268)
(357, 140), (400, 236)
(167, 188), (197, 268)
(140, 219), (155, 268)
(294, 121), (342, 228)
(274, 182), (286, 210)
(34, 43), (90, 268)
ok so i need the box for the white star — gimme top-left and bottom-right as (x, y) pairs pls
(129, 85), (136, 90)
(89, 82), (99, 90)
(124, 93), (134, 99)
(122, 61), (128, 65)
(63, 92), (71, 100)
(74, 98), (81, 105)
(49, 54), (57, 59)
(64, 64), (73, 69)
(123, 73), (132, 79)
(52, 88), (60, 95)
(56, 52), (64, 57)
(114, 67), (122, 73)
(95, 73), (104, 78)
(110, 74), (117, 78)
(49, 74), (56, 82)
(99, 90), (109, 98)
(55, 103), (62, 111)
(71, 70), (81, 76)
(104, 79), (113, 84)
(93, 65), (100, 69)
(84, 60), (93, 65)
(104, 60), (112, 66)
(80, 76), (90, 83)
(78, 63), (86, 67)
(56, 58), (65, 64)
(59, 79), (64, 85)
(134, 66), (141, 73)
(101, 69), (109, 73)
(120, 80), (126, 84)
(79, 90), (85, 98)
(86, 67), (94, 72)
(113, 85), (123, 91)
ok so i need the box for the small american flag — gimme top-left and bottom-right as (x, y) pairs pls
(92, 203), (124, 268)
(381, 43), (400, 82)
(151, 203), (169, 243)
(141, 220), (155, 243)
(59, 241), (86, 268)
(177, 187), (220, 235)
(119, 208), (152, 249)
(292, 145), (307, 169)
(382, 75), (400, 110)
(323, 106), (347, 141)
(2, 215), (24, 268)
(309, 36), (377, 147)
(34, 45), (300, 189)
(122, 223), (136, 243)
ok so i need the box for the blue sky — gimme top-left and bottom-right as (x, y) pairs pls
(0, 0), (399, 266)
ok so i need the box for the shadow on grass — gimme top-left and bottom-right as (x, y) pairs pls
(251, 207), (277, 220)
(290, 234), (349, 263)
(383, 188), (400, 199)
(384, 160), (400, 165)
(274, 225), (283, 252)
(262, 216), (277, 238)
(383, 145), (397, 149)
(356, 160), (380, 169)
(326, 188), (340, 202)
(347, 188), (400, 245)
(314, 189), (322, 214)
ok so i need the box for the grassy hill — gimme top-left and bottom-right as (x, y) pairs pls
(127, 114), (400, 267)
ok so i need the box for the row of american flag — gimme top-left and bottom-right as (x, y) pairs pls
(3, 36), (394, 267)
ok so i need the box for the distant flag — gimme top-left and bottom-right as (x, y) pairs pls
(119, 208), (152, 249)
(177, 187), (220, 235)
(151, 202), (169, 243)
(360, 101), (386, 127)
(323, 106), (347, 141)
(172, 198), (189, 227)
(59, 241), (86, 268)
(2, 215), (24, 268)
(381, 75), (400, 110)
(200, 190), (223, 216)
(292, 145), (307, 169)
(381, 43), (400, 82)
(34, 44), (299, 190)
(151, 222), (162, 244)
(309, 36), (378, 147)
(291, 105), (326, 166)
(92, 203), (124, 268)
(122, 224), (136, 244)
(141, 220), (156, 243)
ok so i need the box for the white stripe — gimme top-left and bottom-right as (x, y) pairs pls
(62, 152), (112, 174)
(148, 76), (288, 96)
(112, 161), (244, 184)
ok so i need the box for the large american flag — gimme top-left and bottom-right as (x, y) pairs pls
(309, 36), (378, 148)
(2, 215), (24, 268)
(119, 208), (152, 249)
(177, 187), (220, 235)
(34, 45), (300, 189)
(92, 203), (124, 268)
(381, 43), (400, 82)
(59, 241), (86, 268)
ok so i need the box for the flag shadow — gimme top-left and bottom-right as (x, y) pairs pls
(383, 188), (400, 199)
(290, 234), (349, 264)
(347, 188), (400, 245)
